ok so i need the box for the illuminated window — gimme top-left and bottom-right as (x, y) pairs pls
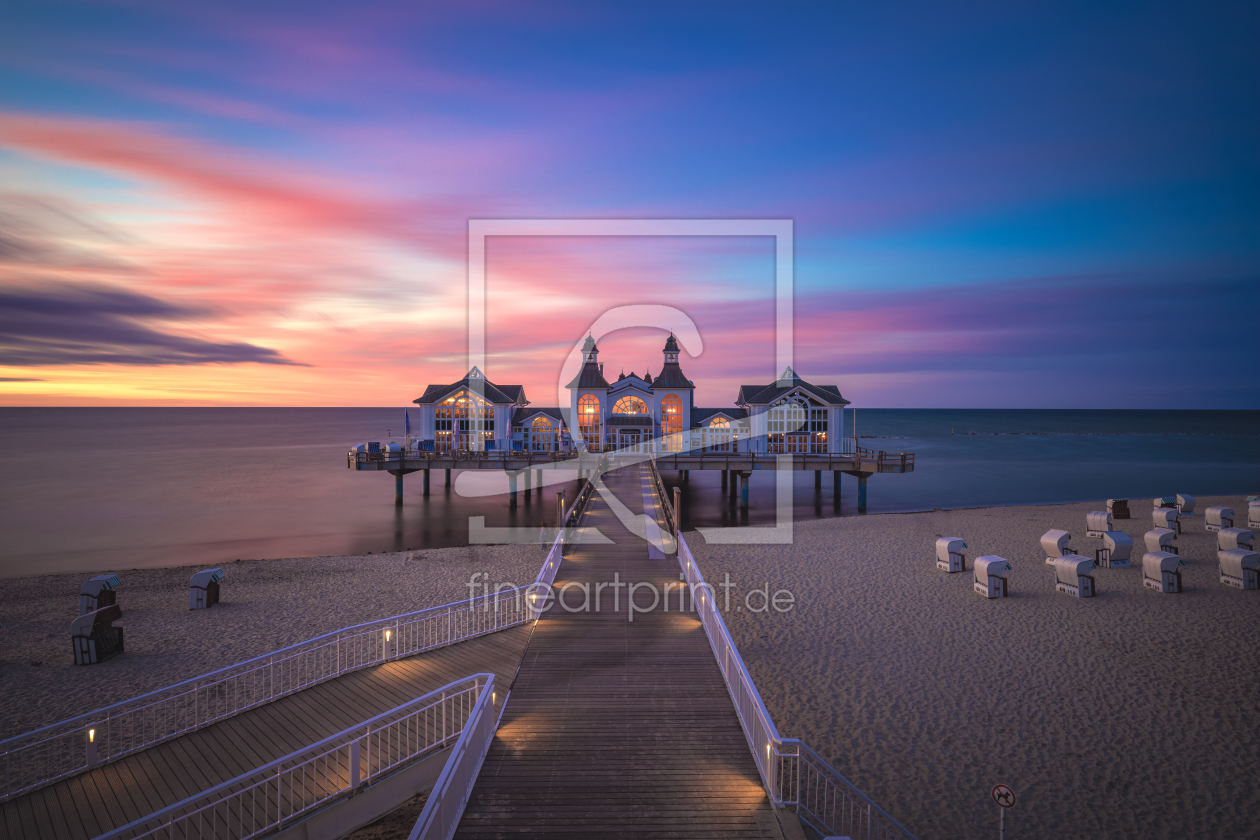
(704, 417), (731, 452)
(612, 395), (647, 414)
(436, 391), (492, 451)
(578, 394), (601, 450)
(529, 415), (557, 451)
(660, 394), (683, 451)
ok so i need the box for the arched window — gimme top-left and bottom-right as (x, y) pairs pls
(767, 395), (811, 454)
(660, 394), (683, 451)
(529, 415), (556, 451)
(704, 417), (731, 452)
(611, 395), (647, 414)
(435, 390), (493, 451)
(577, 394), (601, 450)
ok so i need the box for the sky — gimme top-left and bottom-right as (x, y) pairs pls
(0, 0), (1256, 409)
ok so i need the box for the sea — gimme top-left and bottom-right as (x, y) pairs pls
(1, 408), (1256, 579)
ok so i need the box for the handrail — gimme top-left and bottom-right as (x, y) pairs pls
(2, 530), (568, 803)
(675, 533), (916, 839)
(646, 458), (675, 537)
(93, 675), (495, 840)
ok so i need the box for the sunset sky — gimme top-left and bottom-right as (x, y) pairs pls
(0, 1), (1256, 408)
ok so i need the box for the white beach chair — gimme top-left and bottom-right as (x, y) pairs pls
(1051, 556), (1097, 598)
(1248, 499), (1260, 530)
(1041, 529), (1074, 565)
(1144, 528), (1178, 555)
(189, 568), (225, 609)
(1217, 528), (1254, 552)
(1152, 507), (1180, 534)
(1176, 494), (1196, 515)
(973, 556), (1011, 598)
(1154, 496), (1178, 509)
(1205, 506), (1234, 533)
(1086, 511), (1112, 538)
(935, 537), (967, 573)
(1217, 549), (1259, 590)
(80, 574), (121, 617)
(1096, 531), (1134, 568)
(1143, 552), (1184, 593)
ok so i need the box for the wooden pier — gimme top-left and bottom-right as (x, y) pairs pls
(0, 629), (532, 840)
(455, 464), (787, 839)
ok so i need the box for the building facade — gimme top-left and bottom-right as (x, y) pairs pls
(410, 335), (852, 454)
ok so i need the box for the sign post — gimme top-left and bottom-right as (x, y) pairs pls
(991, 783), (1015, 840)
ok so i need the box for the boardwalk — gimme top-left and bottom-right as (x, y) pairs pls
(457, 465), (784, 839)
(0, 625), (532, 840)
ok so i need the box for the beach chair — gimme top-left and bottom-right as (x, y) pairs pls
(72, 604), (125, 665)
(1217, 528), (1254, 552)
(79, 574), (121, 617)
(1205, 506), (1234, 532)
(1107, 499), (1130, 520)
(1217, 549), (1259, 590)
(1154, 496), (1178, 509)
(1086, 511), (1112, 538)
(1144, 528), (1178, 555)
(1041, 529), (1074, 565)
(189, 568), (225, 609)
(1051, 556), (1097, 598)
(1248, 499), (1260, 529)
(935, 537), (967, 573)
(1176, 494), (1196, 515)
(973, 556), (1011, 598)
(1152, 507), (1180, 534)
(1096, 531), (1134, 568)
(1142, 552), (1184, 593)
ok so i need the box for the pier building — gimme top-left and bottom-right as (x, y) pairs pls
(408, 334), (852, 455)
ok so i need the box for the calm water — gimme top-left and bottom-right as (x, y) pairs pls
(1, 408), (1256, 578)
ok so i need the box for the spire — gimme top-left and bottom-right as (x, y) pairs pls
(776, 365), (800, 384)
(465, 365), (485, 379)
(582, 333), (599, 364)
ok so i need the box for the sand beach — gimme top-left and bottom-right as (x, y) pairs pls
(689, 493), (1259, 839)
(1, 493), (1256, 839)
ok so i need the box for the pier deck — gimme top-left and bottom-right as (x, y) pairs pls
(0, 627), (532, 840)
(455, 465), (785, 839)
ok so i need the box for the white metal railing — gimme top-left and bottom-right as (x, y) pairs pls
(1, 527), (574, 804)
(675, 533), (916, 840)
(406, 675), (502, 840)
(92, 674), (496, 840)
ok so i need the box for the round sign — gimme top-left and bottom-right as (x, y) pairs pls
(991, 784), (1016, 808)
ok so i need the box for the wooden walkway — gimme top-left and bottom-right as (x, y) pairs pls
(456, 465), (784, 839)
(0, 625), (533, 840)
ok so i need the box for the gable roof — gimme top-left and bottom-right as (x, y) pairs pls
(413, 375), (525, 406)
(691, 407), (748, 426)
(512, 406), (565, 425)
(736, 380), (849, 407)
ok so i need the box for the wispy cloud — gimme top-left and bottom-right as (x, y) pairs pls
(0, 284), (305, 366)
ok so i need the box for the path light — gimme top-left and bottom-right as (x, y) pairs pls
(385, 629), (392, 642)
(88, 728), (95, 743)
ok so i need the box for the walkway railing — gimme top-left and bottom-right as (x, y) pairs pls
(674, 532), (916, 839)
(93, 675), (496, 840)
(1, 531), (569, 804)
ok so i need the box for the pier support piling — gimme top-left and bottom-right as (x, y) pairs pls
(857, 474), (868, 513)
(445, 469), (451, 487)
(509, 472), (518, 505)
(423, 468), (430, 496)
(524, 469), (531, 499)
(394, 472), (403, 506)
(815, 470), (822, 490)
(740, 472), (750, 509)
(721, 470), (728, 489)
(536, 468), (543, 492)
(833, 470), (841, 498)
